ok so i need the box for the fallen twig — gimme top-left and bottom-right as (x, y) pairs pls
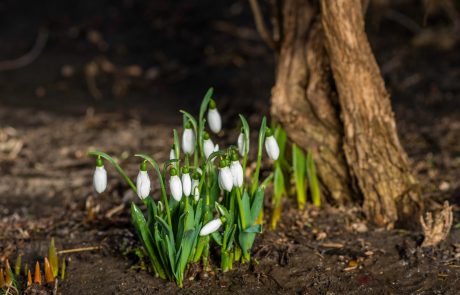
(0, 28), (48, 71)
(57, 245), (101, 255)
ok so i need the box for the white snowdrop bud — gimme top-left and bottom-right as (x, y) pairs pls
(237, 131), (248, 157)
(203, 132), (219, 160)
(181, 167), (192, 197)
(182, 123), (196, 155)
(191, 172), (200, 201)
(218, 160), (233, 192)
(199, 218), (223, 236)
(93, 162), (107, 194)
(230, 156), (244, 188)
(264, 129), (280, 160)
(136, 162), (151, 199)
(169, 168), (183, 201)
(207, 99), (222, 134)
(169, 145), (176, 160)
(203, 138), (215, 159)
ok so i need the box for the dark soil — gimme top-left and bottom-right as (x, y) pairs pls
(1, 1), (459, 294)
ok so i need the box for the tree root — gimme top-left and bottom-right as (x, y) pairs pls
(420, 201), (453, 247)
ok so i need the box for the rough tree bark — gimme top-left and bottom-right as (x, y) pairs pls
(257, 0), (423, 228)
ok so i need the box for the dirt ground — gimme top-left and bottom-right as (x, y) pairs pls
(0, 1), (459, 294)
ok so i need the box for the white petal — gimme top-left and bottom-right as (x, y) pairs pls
(93, 166), (107, 194)
(170, 175), (183, 201)
(136, 171), (151, 199)
(181, 173), (192, 196)
(265, 135), (280, 160)
(199, 219), (223, 236)
(207, 109), (222, 133)
(182, 129), (196, 155)
(219, 167), (233, 192)
(214, 144), (219, 152)
(203, 139), (215, 159)
(237, 133), (248, 156)
(230, 161), (244, 187)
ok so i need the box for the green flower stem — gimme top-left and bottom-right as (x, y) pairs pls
(185, 153), (190, 167)
(134, 153), (172, 228)
(194, 151), (198, 168)
(251, 117), (266, 195)
(238, 114), (250, 172)
(173, 129), (180, 159)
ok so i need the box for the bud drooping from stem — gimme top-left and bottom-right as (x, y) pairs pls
(169, 168), (183, 201)
(264, 128), (280, 160)
(207, 99), (222, 133)
(93, 157), (107, 193)
(136, 161), (151, 199)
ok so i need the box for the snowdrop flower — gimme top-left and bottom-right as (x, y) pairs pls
(181, 167), (192, 197)
(169, 144), (176, 160)
(218, 159), (233, 192)
(182, 122), (195, 155)
(199, 218), (224, 236)
(207, 99), (222, 134)
(203, 132), (218, 159)
(237, 129), (248, 157)
(136, 162), (151, 199)
(264, 128), (280, 160)
(191, 172), (200, 201)
(93, 157), (107, 194)
(169, 168), (183, 201)
(230, 153), (244, 188)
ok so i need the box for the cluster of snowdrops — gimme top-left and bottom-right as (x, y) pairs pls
(89, 88), (280, 287)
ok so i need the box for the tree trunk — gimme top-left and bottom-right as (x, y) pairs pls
(269, 0), (422, 228)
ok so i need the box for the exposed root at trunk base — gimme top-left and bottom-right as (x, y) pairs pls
(420, 201), (453, 247)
